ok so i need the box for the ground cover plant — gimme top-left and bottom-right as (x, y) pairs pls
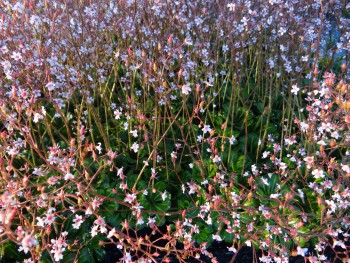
(0, 0), (349, 262)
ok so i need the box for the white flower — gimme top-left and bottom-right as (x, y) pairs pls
(36, 217), (45, 227)
(20, 235), (38, 254)
(91, 225), (99, 237)
(279, 162), (288, 170)
(181, 84), (191, 95)
(64, 172), (74, 180)
(262, 151), (270, 159)
(212, 234), (222, 241)
(212, 155), (221, 163)
(117, 167), (124, 178)
(45, 81), (56, 91)
(1, 45), (8, 54)
(114, 109), (122, 119)
(131, 142), (139, 153)
(229, 135), (236, 145)
(11, 51), (22, 61)
(44, 213), (55, 225)
(85, 207), (93, 215)
(72, 215), (84, 229)
(333, 240), (346, 249)
(161, 191), (168, 201)
(297, 247), (308, 256)
(202, 125), (212, 134)
(301, 55), (309, 62)
(53, 249), (64, 262)
(148, 217), (156, 227)
(33, 112), (43, 123)
(123, 122), (129, 130)
(107, 228), (116, 238)
(205, 216), (212, 225)
(125, 193), (136, 204)
(227, 3), (236, 11)
(171, 151), (177, 159)
(262, 178), (269, 185)
(130, 130), (138, 138)
(95, 142), (102, 154)
(184, 38), (193, 45)
(341, 164), (350, 173)
(311, 169), (324, 179)
(1, 60), (11, 70)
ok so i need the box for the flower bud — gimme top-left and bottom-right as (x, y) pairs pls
(341, 63), (347, 73)
(329, 140), (336, 148)
(167, 35), (173, 45)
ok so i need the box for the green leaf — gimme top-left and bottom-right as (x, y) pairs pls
(155, 181), (167, 192)
(136, 180), (148, 191)
(244, 198), (259, 208)
(267, 174), (279, 194)
(231, 155), (245, 172)
(1, 241), (24, 262)
(257, 174), (279, 197)
(78, 247), (95, 263)
(139, 191), (170, 212)
(93, 247), (106, 262)
(296, 236), (308, 248)
(224, 231), (235, 243)
(40, 250), (55, 263)
(178, 200), (190, 210)
(297, 226), (309, 234)
(103, 200), (119, 211)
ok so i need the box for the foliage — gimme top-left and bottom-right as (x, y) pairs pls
(0, 1), (349, 263)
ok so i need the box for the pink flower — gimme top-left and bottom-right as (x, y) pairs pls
(212, 155), (221, 163)
(20, 235), (38, 254)
(130, 130), (138, 138)
(47, 176), (59, 185)
(45, 81), (56, 91)
(72, 215), (84, 229)
(291, 84), (300, 95)
(341, 164), (350, 173)
(333, 240), (346, 249)
(279, 162), (288, 170)
(53, 249), (64, 262)
(125, 193), (136, 204)
(64, 172), (74, 180)
(0, 45), (8, 53)
(181, 84), (191, 95)
(107, 228), (116, 238)
(148, 217), (156, 227)
(303, 156), (314, 169)
(202, 125), (212, 134)
(311, 169), (324, 179)
(44, 213), (56, 225)
(171, 151), (177, 159)
(11, 51), (22, 61)
(131, 142), (139, 153)
(94, 216), (105, 226)
(91, 225), (99, 237)
(212, 234), (222, 241)
(1, 60), (11, 70)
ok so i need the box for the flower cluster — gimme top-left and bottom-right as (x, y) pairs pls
(0, 0), (349, 262)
